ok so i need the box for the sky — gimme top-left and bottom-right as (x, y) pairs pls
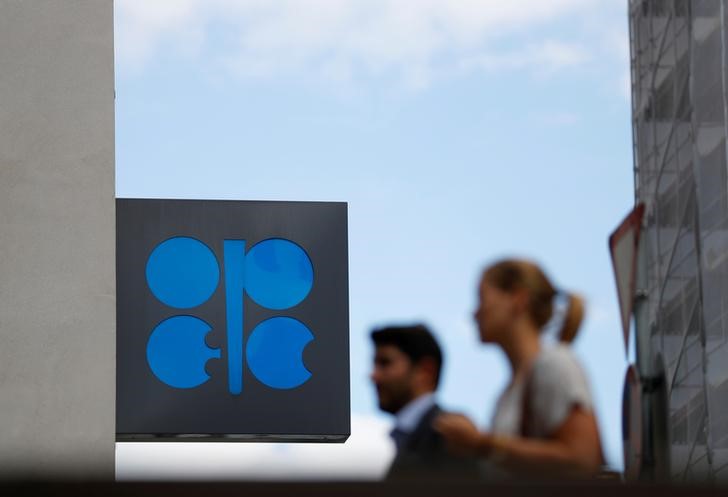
(114, 0), (635, 480)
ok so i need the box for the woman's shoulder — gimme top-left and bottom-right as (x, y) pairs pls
(533, 343), (584, 377)
(530, 344), (592, 405)
(528, 344), (594, 435)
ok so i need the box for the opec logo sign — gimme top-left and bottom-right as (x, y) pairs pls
(145, 237), (314, 393)
(116, 199), (350, 441)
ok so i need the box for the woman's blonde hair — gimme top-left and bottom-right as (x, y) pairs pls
(483, 259), (584, 343)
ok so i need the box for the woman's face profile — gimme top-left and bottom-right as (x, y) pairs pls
(474, 277), (513, 344)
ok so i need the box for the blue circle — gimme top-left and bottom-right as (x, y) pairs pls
(246, 317), (313, 389)
(146, 237), (220, 309)
(146, 315), (220, 389)
(245, 239), (313, 310)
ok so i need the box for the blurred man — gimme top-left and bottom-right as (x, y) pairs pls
(370, 324), (476, 480)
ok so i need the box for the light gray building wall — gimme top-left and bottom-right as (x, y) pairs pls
(629, 0), (728, 482)
(0, 0), (115, 478)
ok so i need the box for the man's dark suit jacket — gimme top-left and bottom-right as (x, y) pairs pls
(386, 404), (479, 480)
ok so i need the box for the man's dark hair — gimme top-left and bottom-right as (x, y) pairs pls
(370, 324), (443, 388)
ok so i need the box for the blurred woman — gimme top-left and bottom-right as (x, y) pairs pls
(435, 259), (603, 479)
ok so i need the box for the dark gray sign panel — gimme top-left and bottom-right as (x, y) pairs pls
(116, 199), (350, 442)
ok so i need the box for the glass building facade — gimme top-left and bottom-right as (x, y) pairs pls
(629, 0), (728, 481)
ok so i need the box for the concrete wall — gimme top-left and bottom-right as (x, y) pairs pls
(0, 0), (115, 478)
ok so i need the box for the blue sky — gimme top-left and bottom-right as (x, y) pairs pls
(114, 0), (634, 479)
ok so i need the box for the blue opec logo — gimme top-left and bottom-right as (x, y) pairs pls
(144, 236), (314, 394)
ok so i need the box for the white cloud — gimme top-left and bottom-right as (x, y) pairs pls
(115, 0), (606, 86)
(457, 40), (591, 76)
(598, 21), (632, 99)
(115, 413), (394, 480)
(115, 0), (206, 69)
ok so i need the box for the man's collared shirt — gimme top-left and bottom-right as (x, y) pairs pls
(392, 393), (436, 439)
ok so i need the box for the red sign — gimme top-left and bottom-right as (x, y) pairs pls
(609, 203), (645, 355)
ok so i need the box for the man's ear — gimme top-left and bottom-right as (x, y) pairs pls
(414, 357), (438, 390)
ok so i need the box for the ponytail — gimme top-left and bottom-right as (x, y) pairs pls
(558, 293), (585, 343)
